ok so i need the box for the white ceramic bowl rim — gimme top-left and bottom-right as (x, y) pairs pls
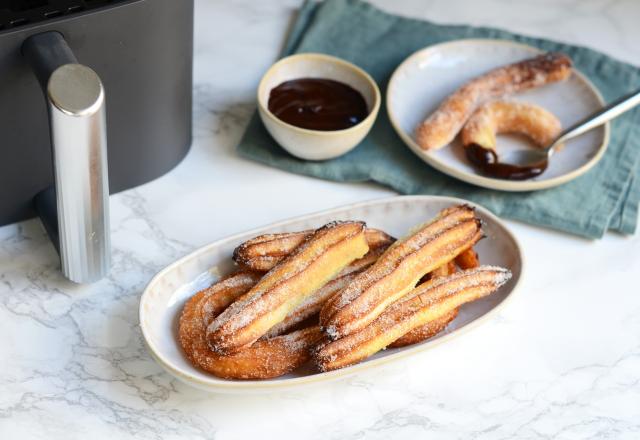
(257, 52), (382, 136)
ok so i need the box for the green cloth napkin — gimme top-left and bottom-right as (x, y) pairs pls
(238, 0), (640, 238)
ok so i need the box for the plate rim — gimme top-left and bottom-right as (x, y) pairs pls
(139, 195), (525, 393)
(386, 38), (610, 192)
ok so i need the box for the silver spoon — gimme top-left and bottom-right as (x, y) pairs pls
(501, 87), (640, 168)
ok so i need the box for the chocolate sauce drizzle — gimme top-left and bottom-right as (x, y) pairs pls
(465, 144), (548, 181)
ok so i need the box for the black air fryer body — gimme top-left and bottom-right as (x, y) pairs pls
(0, 0), (194, 226)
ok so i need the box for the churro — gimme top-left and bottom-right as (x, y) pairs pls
(416, 53), (572, 150)
(321, 205), (483, 339)
(315, 266), (512, 371)
(207, 221), (369, 354)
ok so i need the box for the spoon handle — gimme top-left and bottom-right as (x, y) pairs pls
(554, 87), (640, 146)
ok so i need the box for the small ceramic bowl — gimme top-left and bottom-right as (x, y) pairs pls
(257, 53), (381, 161)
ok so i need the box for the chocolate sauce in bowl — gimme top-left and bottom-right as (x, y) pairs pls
(268, 78), (369, 131)
(465, 144), (548, 180)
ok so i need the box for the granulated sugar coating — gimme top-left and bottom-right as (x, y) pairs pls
(315, 266), (512, 372)
(175, 203), (515, 380)
(416, 52), (572, 150)
(321, 205), (483, 339)
(206, 221), (368, 354)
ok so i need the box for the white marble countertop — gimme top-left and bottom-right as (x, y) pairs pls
(2, 0), (640, 438)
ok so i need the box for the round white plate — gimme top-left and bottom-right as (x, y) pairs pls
(387, 39), (609, 191)
(139, 196), (523, 393)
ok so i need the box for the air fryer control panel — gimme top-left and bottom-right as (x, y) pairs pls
(0, 0), (134, 30)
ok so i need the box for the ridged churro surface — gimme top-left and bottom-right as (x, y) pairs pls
(416, 53), (572, 150)
(179, 289), (322, 379)
(461, 100), (562, 151)
(321, 205), (483, 339)
(315, 266), (512, 371)
(208, 221), (369, 354)
(234, 228), (393, 272)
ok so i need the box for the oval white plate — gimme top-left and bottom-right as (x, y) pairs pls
(387, 39), (609, 191)
(139, 196), (523, 393)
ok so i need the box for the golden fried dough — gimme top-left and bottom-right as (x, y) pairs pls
(315, 266), (512, 371)
(416, 53), (572, 150)
(461, 100), (562, 152)
(233, 228), (394, 272)
(321, 205), (483, 339)
(179, 289), (322, 379)
(208, 221), (369, 354)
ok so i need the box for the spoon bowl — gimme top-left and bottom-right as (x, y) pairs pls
(499, 149), (551, 170)
(499, 87), (640, 171)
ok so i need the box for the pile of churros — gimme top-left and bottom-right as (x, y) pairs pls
(178, 204), (512, 380)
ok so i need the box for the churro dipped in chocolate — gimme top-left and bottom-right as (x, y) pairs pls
(461, 100), (562, 152)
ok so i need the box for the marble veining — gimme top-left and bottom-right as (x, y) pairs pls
(1, 0), (639, 438)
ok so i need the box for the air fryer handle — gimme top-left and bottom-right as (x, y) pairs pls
(23, 32), (110, 283)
